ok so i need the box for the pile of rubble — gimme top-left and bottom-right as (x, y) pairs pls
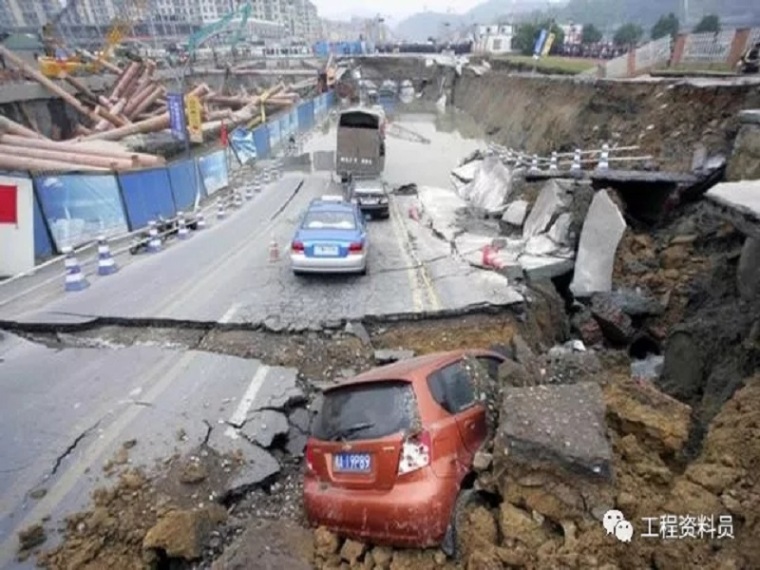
(0, 45), (311, 172)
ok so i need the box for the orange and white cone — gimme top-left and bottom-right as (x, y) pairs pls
(269, 236), (279, 262)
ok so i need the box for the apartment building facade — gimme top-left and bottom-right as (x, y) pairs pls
(0, 0), (61, 29)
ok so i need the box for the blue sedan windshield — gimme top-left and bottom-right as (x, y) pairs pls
(302, 210), (357, 230)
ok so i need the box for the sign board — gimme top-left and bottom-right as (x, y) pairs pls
(186, 94), (203, 143)
(533, 29), (548, 58)
(541, 32), (555, 57)
(0, 176), (34, 276)
(167, 92), (187, 142)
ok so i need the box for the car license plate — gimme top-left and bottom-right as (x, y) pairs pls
(314, 245), (339, 256)
(333, 453), (372, 472)
(363, 198), (379, 205)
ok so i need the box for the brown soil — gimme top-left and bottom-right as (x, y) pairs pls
(452, 72), (760, 171)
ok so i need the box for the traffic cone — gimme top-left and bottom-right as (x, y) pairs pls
(147, 220), (162, 253)
(62, 246), (89, 291)
(597, 143), (610, 170)
(269, 236), (279, 262)
(234, 192), (243, 208)
(196, 210), (206, 230)
(245, 186), (253, 200)
(571, 149), (582, 171)
(549, 151), (558, 171)
(177, 212), (190, 239)
(96, 236), (118, 275)
(529, 154), (539, 172)
(263, 170), (271, 184)
(217, 200), (226, 220)
(254, 180), (262, 193)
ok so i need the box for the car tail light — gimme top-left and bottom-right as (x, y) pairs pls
(398, 430), (432, 475)
(305, 443), (316, 473)
(348, 242), (363, 253)
(292, 240), (304, 252)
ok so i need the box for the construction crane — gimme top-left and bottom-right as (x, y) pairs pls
(187, 1), (252, 56)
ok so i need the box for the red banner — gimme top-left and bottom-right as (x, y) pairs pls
(0, 184), (17, 225)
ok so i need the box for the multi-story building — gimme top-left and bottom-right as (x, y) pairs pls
(472, 23), (514, 54)
(0, 0), (62, 29)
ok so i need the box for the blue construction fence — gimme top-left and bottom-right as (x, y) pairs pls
(6, 91), (336, 259)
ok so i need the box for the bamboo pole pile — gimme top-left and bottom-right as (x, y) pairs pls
(0, 45), (314, 172)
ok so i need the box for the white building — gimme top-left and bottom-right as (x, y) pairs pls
(0, 0), (61, 29)
(473, 23), (514, 54)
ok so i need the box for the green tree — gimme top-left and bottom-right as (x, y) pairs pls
(694, 14), (720, 33)
(581, 23), (603, 44)
(651, 13), (679, 40)
(511, 21), (565, 56)
(613, 23), (643, 46)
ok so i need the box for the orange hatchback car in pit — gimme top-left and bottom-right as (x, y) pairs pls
(303, 349), (505, 551)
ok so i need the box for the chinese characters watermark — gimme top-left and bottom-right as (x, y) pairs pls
(603, 510), (735, 543)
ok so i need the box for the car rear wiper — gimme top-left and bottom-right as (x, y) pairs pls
(329, 422), (376, 441)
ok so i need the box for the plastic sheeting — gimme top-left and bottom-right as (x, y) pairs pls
(168, 159), (204, 212)
(268, 119), (281, 149)
(119, 167), (177, 230)
(33, 191), (53, 258)
(230, 127), (257, 165)
(253, 125), (271, 159)
(197, 150), (229, 195)
(297, 101), (314, 131)
(35, 174), (129, 250)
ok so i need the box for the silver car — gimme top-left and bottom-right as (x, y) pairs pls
(349, 178), (390, 219)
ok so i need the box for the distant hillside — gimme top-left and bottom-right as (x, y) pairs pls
(394, 0), (760, 40)
(394, 0), (554, 41)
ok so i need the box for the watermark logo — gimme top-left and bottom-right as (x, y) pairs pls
(603, 509), (634, 543)
(603, 511), (735, 543)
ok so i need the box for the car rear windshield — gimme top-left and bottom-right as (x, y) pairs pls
(312, 381), (416, 442)
(302, 210), (356, 230)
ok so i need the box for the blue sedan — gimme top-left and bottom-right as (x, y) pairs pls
(290, 197), (369, 275)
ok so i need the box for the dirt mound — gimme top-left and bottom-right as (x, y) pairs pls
(453, 73), (760, 171)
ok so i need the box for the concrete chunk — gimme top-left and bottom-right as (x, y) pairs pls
(461, 156), (514, 211)
(547, 212), (572, 246)
(590, 294), (635, 344)
(242, 409), (289, 448)
(522, 180), (569, 239)
(524, 235), (560, 256)
(519, 255), (574, 280)
(494, 383), (614, 523)
(570, 190), (626, 297)
(502, 200), (529, 227)
(224, 444), (280, 497)
(254, 367), (306, 410)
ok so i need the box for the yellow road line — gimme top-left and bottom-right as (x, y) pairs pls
(388, 197), (424, 314)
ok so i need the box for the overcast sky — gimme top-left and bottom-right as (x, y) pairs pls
(312, 0), (486, 22)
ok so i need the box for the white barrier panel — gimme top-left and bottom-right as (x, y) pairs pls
(0, 175), (34, 277)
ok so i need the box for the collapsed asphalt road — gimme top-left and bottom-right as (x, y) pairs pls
(0, 115), (527, 568)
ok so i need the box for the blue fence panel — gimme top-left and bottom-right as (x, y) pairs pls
(118, 167), (176, 230)
(325, 91), (335, 107)
(229, 127), (257, 165)
(289, 108), (299, 133)
(268, 119), (281, 149)
(35, 174), (129, 251)
(168, 159), (203, 212)
(279, 115), (289, 139)
(32, 187), (53, 258)
(298, 101), (314, 131)
(312, 97), (320, 123)
(197, 150), (229, 195)
(253, 125), (271, 159)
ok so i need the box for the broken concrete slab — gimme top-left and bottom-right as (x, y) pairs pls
(593, 288), (665, 317)
(547, 212), (572, 246)
(502, 200), (529, 227)
(705, 180), (760, 239)
(242, 410), (289, 448)
(570, 190), (627, 297)
(224, 444), (281, 497)
(252, 367), (306, 410)
(286, 407), (311, 456)
(461, 155), (514, 211)
(143, 505), (227, 562)
(590, 294), (635, 344)
(374, 349), (416, 365)
(451, 159), (481, 183)
(522, 179), (570, 239)
(524, 235), (561, 256)
(417, 186), (468, 242)
(493, 382), (614, 523)
(518, 255), (574, 280)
